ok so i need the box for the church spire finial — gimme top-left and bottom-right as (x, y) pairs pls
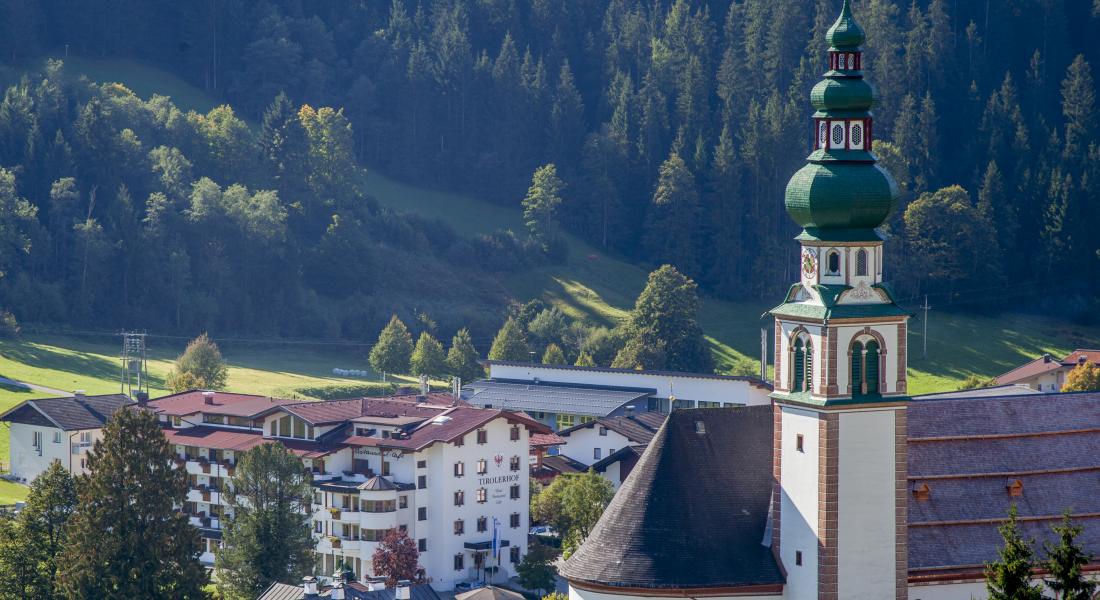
(827, 0), (866, 51)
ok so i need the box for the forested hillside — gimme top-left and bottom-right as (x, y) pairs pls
(0, 0), (1098, 341)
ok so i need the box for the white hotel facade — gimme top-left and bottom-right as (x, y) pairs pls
(3, 390), (546, 591)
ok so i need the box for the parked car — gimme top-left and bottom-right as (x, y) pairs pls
(528, 525), (558, 536)
(455, 581), (487, 592)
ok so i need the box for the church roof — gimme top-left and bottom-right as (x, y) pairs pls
(559, 406), (782, 591)
(907, 390), (1100, 576)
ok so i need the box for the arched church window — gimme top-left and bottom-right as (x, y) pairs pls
(793, 338), (805, 393)
(864, 341), (880, 395)
(803, 339), (813, 393)
(831, 123), (844, 146)
(826, 250), (841, 275)
(850, 341), (864, 396)
(856, 249), (868, 276)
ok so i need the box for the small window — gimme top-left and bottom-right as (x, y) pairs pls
(477, 517), (487, 532)
(418, 539), (427, 552)
(454, 435), (464, 447)
(477, 430), (487, 444)
(831, 123), (844, 146)
(454, 462), (465, 477)
(454, 491), (465, 506)
(795, 551), (803, 566)
(510, 456), (521, 471)
(454, 520), (464, 535)
(382, 461), (390, 476)
(417, 460), (427, 468)
(510, 513), (520, 528)
(454, 554), (465, 570)
(796, 434), (805, 452)
(856, 249), (868, 276)
(418, 475), (427, 489)
(818, 122), (827, 148)
(418, 507), (427, 521)
(477, 488), (487, 503)
(598, 426), (608, 437)
(315, 521), (323, 533)
(510, 484), (521, 500)
(594, 448), (602, 460)
(826, 251), (840, 275)
(510, 425), (520, 441)
(477, 459), (487, 475)
(399, 496), (408, 509)
(510, 547), (520, 564)
(172, 416), (182, 427)
(851, 123), (864, 148)
(53, 431), (61, 443)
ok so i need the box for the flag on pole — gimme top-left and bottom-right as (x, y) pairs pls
(492, 517), (501, 562)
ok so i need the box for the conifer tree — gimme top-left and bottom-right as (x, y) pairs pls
(548, 62), (585, 168)
(522, 164), (564, 247)
(542, 343), (567, 365)
(574, 351), (596, 367)
(614, 265), (712, 373)
(410, 331), (447, 378)
(446, 328), (484, 383)
(1061, 55), (1096, 159)
(643, 152), (700, 275)
(488, 317), (531, 362)
(1044, 512), (1096, 600)
(370, 315), (414, 377)
(984, 505), (1043, 600)
(216, 442), (315, 600)
(167, 332), (229, 392)
(59, 409), (206, 599)
(19, 461), (76, 599)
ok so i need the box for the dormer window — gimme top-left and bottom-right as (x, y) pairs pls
(826, 250), (841, 275)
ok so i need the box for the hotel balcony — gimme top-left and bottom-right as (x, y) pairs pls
(359, 510), (399, 530)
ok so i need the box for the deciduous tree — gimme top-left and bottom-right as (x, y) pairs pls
(446, 328), (484, 383)
(410, 332), (447, 378)
(614, 265), (712, 373)
(371, 528), (426, 588)
(1062, 362), (1100, 392)
(370, 315), (414, 377)
(542, 343), (566, 365)
(167, 333), (229, 392)
(522, 164), (564, 246)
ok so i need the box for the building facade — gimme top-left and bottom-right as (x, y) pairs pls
(994, 349), (1100, 392)
(0, 393), (132, 482)
(147, 390), (544, 591)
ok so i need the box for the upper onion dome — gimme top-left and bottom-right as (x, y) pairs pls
(826, 0), (865, 50)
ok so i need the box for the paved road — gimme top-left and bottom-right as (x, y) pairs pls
(0, 376), (71, 397)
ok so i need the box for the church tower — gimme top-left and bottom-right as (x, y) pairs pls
(771, 1), (909, 598)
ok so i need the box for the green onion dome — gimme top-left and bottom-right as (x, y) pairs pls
(783, 0), (900, 238)
(827, 0), (865, 50)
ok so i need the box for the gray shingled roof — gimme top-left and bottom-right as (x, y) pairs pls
(0, 394), (133, 430)
(907, 391), (1100, 573)
(465, 380), (649, 419)
(560, 406), (782, 590)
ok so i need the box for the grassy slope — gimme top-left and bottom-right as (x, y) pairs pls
(16, 56), (1100, 395)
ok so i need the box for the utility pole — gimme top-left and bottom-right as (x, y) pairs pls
(921, 295), (931, 360)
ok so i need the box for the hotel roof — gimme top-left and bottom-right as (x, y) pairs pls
(483, 360), (772, 388)
(146, 390), (299, 417)
(162, 426), (335, 458)
(558, 411), (667, 445)
(465, 380), (651, 419)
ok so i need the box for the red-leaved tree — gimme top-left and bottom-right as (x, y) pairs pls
(372, 528), (427, 587)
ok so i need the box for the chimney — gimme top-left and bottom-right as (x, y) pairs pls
(302, 576), (320, 599)
(451, 377), (461, 403)
(419, 374), (430, 398)
(367, 577), (387, 592)
(330, 582), (346, 600)
(625, 404), (635, 417)
(73, 390), (86, 399)
(202, 391), (215, 405)
(135, 391), (149, 404)
(396, 580), (412, 600)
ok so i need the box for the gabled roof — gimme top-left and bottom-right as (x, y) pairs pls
(257, 581), (443, 600)
(0, 394), (133, 431)
(275, 398), (447, 425)
(162, 426), (335, 458)
(465, 380), (650, 419)
(993, 354), (1064, 385)
(540, 454), (587, 475)
(560, 406), (782, 591)
(907, 390), (1100, 575)
(591, 445), (645, 472)
(529, 432), (566, 448)
(146, 390), (298, 417)
(558, 411), (666, 445)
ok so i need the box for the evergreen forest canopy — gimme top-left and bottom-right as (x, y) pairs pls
(0, 0), (1098, 345)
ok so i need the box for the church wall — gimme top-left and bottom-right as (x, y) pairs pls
(837, 408), (898, 599)
(779, 406), (821, 599)
(908, 581), (986, 600)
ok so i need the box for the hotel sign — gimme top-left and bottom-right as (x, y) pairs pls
(477, 474), (520, 486)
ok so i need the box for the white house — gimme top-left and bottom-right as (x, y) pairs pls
(0, 393), (133, 482)
(146, 390), (548, 591)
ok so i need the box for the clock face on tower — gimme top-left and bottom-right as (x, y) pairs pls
(801, 248), (818, 277)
